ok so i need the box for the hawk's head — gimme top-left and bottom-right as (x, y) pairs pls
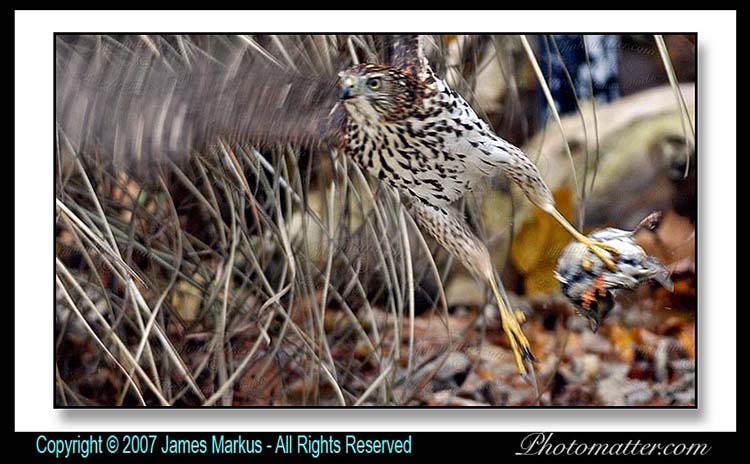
(338, 63), (429, 123)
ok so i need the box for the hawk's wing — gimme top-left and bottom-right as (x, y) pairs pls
(56, 35), (428, 169)
(56, 35), (346, 167)
(380, 34), (426, 77)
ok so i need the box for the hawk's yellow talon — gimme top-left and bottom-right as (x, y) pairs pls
(548, 209), (620, 272)
(489, 278), (533, 376)
(582, 238), (619, 272)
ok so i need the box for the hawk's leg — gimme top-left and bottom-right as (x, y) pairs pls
(410, 201), (533, 375)
(491, 145), (621, 273)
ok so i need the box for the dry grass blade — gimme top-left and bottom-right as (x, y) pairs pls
(654, 34), (695, 177)
(56, 259), (170, 405)
(354, 363), (394, 406)
(520, 35), (581, 208)
(55, 275), (147, 406)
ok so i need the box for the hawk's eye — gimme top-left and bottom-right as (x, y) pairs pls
(366, 77), (382, 91)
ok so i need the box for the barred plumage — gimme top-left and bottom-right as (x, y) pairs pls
(338, 52), (622, 375)
(341, 62), (555, 211)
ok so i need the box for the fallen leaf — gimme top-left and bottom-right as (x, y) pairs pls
(512, 186), (576, 295)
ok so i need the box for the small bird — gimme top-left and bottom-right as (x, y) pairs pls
(555, 212), (674, 332)
(56, 34), (622, 376)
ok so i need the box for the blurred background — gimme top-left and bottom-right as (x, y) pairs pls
(55, 34), (696, 407)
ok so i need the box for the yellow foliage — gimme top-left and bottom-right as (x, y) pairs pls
(511, 187), (576, 295)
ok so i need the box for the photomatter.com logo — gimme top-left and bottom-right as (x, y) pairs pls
(516, 433), (711, 457)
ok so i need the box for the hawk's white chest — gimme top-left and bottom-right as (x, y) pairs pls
(343, 77), (506, 207)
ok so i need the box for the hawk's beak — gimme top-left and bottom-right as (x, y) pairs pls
(340, 76), (358, 100)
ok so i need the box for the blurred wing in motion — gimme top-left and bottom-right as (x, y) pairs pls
(380, 34), (426, 76)
(56, 35), (347, 169)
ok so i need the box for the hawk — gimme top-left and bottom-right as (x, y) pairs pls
(56, 34), (620, 375)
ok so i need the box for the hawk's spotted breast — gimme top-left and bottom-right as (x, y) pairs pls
(339, 61), (554, 211)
